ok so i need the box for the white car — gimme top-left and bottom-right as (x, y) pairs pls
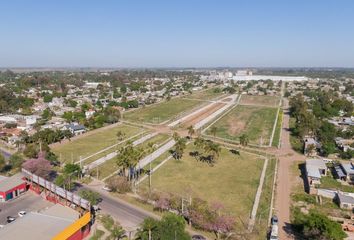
(102, 186), (112, 192)
(18, 211), (26, 217)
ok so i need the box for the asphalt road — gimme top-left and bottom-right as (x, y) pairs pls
(79, 183), (155, 231)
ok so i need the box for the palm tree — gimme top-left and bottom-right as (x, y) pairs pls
(172, 132), (180, 141)
(239, 134), (249, 146)
(210, 126), (218, 137)
(116, 131), (125, 141)
(187, 126), (195, 138)
(209, 142), (221, 161)
(110, 224), (126, 240)
(194, 136), (205, 150)
(135, 217), (158, 240)
(174, 137), (187, 160)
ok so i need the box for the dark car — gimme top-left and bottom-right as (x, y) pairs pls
(192, 235), (206, 240)
(271, 215), (278, 225)
(7, 216), (16, 223)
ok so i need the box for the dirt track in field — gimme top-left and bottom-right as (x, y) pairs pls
(181, 102), (226, 128)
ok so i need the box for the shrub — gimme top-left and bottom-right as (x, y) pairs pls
(106, 175), (131, 193)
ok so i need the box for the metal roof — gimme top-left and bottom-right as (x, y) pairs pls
(0, 173), (25, 193)
(338, 192), (354, 205)
(341, 163), (354, 175)
(335, 165), (346, 178)
(0, 205), (77, 240)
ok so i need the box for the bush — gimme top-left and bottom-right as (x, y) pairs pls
(106, 175), (131, 193)
(293, 210), (347, 240)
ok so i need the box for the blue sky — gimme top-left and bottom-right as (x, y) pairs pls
(1, 0), (354, 68)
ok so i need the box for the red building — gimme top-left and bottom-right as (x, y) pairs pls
(0, 173), (27, 202)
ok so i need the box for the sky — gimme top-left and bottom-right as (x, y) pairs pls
(0, 0), (354, 68)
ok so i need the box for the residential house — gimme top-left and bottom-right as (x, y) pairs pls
(304, 137), (321, 156)
(64, 123), (86, 136)
(341, 162), (354, 184)
(336, 192), (354, 210)
(306, 159), (327, 192)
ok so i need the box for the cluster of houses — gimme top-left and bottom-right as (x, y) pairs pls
(305, 158), (354, 210)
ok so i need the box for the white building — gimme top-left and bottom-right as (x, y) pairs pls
(232, 75), (308, 82)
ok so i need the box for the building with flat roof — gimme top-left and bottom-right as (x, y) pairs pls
(0, 173), (27, 202)
(0, 204), (91, 240)
(232, 75), (308, 82)
(306, 159), (327, 192)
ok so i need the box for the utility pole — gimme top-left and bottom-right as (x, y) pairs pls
(149, 161), (152, 194)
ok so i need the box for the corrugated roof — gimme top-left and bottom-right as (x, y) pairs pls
(338, 192), (354, 205)
(0, 173), (25, 192)
(0, 205), (78, 240)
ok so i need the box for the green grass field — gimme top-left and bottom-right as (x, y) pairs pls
(123, 98), (203, 124)
(51, 123), (144, 163)
(184, 87), (225, 100)
(139, 144), (264, 228)
(240, 95), (280, 107)
(205, 105), (278, 145)
(98, 133), (171, 180)
(272, 109), (283, 147)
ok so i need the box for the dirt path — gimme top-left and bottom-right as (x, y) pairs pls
(181, 102), (226, 127)
(274, 99), (305, 239)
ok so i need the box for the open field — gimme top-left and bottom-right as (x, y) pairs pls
(183, 87), (225, 100)
(123, 98), (203, 124)
(51, 123), (144, 163)
(97, 133), (171, 180)
(240, 94), (279, 107)
(139, 144), (264, 229)
(205, 105), (278, 145)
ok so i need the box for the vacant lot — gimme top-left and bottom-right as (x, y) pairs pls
(184, 87), (225, 100)
(51, 123), (144, 163)
(240, 95), (279, 107)
(98, 133), (171, 180)
(139, 144), (264, 228)
(123, 98), (203, 124)
(206, 105), (277, 145)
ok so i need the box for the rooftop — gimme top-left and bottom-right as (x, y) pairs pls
(341, 162), (354, 175)
(0, 173), (25, 192)
(0, 205), (79, 240)
(338, 192), (354, 205)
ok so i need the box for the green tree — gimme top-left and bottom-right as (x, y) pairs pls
(78, 189), (100, 205)
(210, 126), (218, 137)
(294, 211), (346, 240)
(187, 125), (195, 138)
(239, 134), (249, 146)
(173, 137), (187, 160)
(9, 154), (24, 169)
(0, 155), (6, 171)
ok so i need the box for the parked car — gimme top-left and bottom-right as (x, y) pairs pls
(18, 211), (26, 217)
(192, 235), (206, 240)
(7, 216), (16, 223)
(270, 225), (278, 240)
(102, 186), (112, 192)
(271, 215), (278, 225)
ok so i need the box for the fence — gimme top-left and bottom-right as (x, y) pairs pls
(21, 168), (90, 210)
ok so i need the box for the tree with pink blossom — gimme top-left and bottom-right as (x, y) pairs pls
(23, 152), (52, 179)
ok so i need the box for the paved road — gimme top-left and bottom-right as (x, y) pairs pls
(274, 99), (305, 240)
(81, 183), (153, 231)
(81, 182), (205, 237)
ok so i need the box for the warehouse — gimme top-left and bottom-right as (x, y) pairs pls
(0, 204), (91, 240)
(0, 173), (27, 202)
